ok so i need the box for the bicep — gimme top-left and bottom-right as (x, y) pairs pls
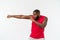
(42, 17), (48, 27)
(21, 15), (33, 19)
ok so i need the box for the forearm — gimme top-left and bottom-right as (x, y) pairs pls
(7, 15), (23, 19)
(33, 20), (44, 28)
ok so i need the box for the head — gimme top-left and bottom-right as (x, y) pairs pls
(33, 9), (40, 20)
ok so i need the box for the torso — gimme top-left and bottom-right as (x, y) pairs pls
(30, 15), (46, 39)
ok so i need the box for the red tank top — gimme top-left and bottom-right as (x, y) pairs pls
(30, 15), (45, 39)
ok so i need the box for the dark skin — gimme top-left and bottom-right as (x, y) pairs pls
(30, 12), (48, 28)
(7, 12), (48, 28)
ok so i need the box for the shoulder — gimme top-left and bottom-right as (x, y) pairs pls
(41, 15), (48, 20)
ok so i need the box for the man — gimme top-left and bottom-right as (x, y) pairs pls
(7, 9), (48, 40)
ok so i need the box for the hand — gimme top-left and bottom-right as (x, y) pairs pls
(30, 16), (35, 22)
(7, 15), (12, 18)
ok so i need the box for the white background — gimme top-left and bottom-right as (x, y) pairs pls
(0, 0), (60, 40)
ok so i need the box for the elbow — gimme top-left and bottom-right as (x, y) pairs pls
(39, 25), (45, 28)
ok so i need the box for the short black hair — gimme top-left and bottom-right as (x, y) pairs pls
(33, 9), (40, 13)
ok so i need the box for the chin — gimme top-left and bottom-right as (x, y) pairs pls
(34, 17), (39, 20)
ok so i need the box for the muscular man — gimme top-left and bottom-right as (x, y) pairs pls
(7, 9), (48, 40)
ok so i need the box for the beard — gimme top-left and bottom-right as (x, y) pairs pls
(34, 16), (40, 20)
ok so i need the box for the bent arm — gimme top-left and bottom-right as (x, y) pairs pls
(31, 17), (48, 28)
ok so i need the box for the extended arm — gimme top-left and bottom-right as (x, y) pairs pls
(7, 15), (32, 19)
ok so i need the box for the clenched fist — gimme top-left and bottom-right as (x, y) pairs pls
(30, 16), (35, 22)
(7, 15), (13, 18)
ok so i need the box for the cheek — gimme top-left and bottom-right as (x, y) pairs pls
(33, 16), (37, 18)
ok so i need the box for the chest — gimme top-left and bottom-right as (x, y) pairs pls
(32, 16), (45, 25)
